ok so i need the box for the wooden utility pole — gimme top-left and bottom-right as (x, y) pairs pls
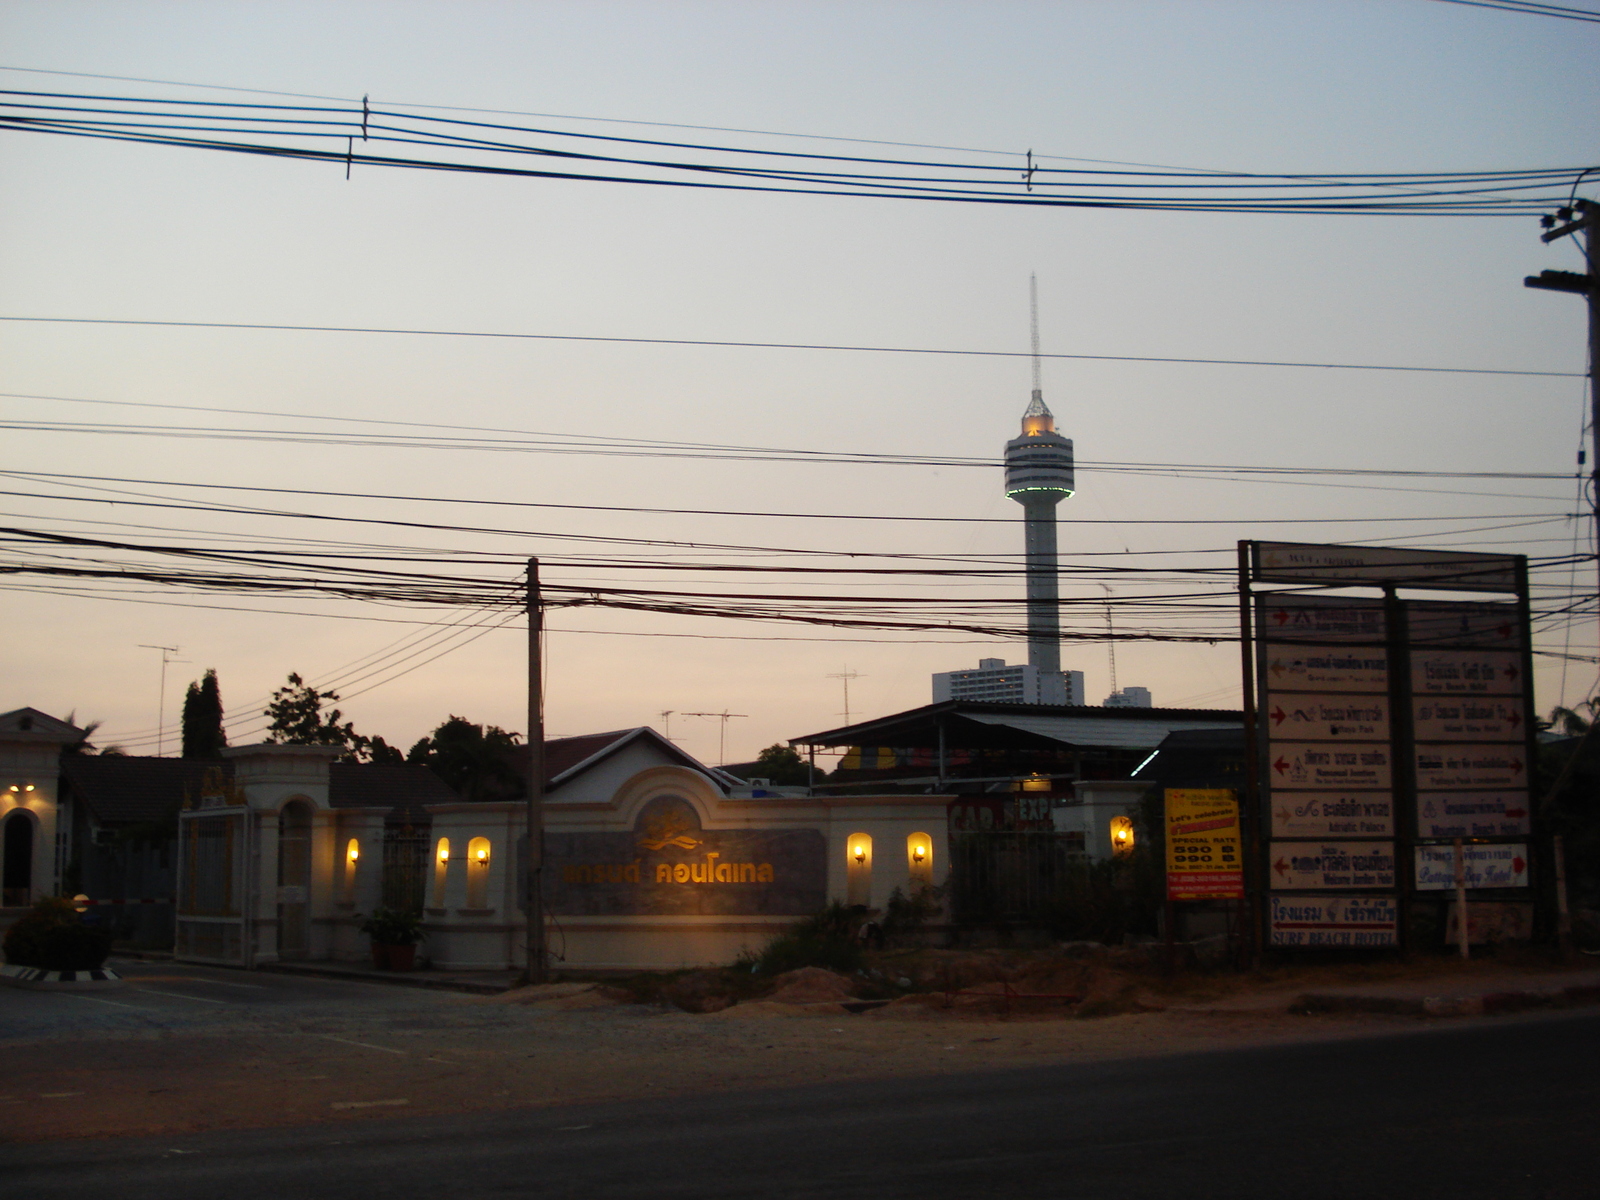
(525, 558), (548, 984)
(1526, 198), (1597, 650)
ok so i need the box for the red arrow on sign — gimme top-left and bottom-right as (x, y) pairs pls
(1271, 706), (1288, 727)
(1513, 856), (1526, 875)
(1273, 857), (1290, 877)
(1504, 807), (1527, 820)
(1507, 711), (1522, 729)
(1497, 623), (1512, 639)
(1273, 757), (1291, 775)
(1505, 665), (1519, 681)
(1273, 609), (1290, 625)
(1511, 758), (1523, 774)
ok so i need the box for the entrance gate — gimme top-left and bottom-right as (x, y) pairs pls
(175, 805), (252, 966)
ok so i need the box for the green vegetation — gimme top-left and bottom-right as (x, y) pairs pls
(357, 907), (426, 946)
(2, 897), (113, 971)
(264, 672), (402, 763)
(739, 901), (866, 976)
(181, 668), (228, 759)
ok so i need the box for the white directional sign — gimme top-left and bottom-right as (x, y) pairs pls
(1413, 746), (1527, 791)
(1264, 693), (1388, 741)
(1263, 644), (1388, 693)
(1257, 597), (1385, 644)
(1269, 743), (1392, 790)
(1416, 792), (1530, 838)
(1253, 542), (1518, 592)
(1271, 792), (1394, 838)
(1270, 841), (1396, 890)
(1269, 895), (1398, 948)
(1407, 602), (1523, 650)
(1414, 843), (1528, 891)
(1411, 650), (1523, 697)
(1412, 697), (1526, 742)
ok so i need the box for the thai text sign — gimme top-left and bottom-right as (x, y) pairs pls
(1412, 746), (1526, 791)
(1264, 693), (1388, 741)
(1269, 895), (1398, 948)
(1252, 542), (1518, 592)
(1263, 645), (1387, 692)
(547, 796), (827, 916)
(1414, 843), (1528, 891)
(1269, 743), (1392, 790)
(1165, 789), (1244, 900)
(1416, 791), (1530, 838)
(1257, 597), (1385, 644)
(1411, 651), (1523, 697)
(1412, 698), (1524, 742)
(1271, 792), (1393, 839)
(1270, 841), (1396, 890)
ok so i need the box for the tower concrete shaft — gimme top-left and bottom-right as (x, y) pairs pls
(1019, 493), (1064, 675)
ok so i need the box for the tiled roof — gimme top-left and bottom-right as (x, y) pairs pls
(59, 756), (223, 825)
(329, 762), (459, 821)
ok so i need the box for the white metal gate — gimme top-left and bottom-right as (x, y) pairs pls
(175, 805), (253, 966)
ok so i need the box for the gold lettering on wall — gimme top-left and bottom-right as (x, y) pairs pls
(564, 854), (778, 886)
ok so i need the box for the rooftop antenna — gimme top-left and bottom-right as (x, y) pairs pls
(138, 644), (185, 756)
(682, 710), (748, 766)
(658, 710), (674, 742)
(826, 666), (864, 726)
(1030, 271), (1043, 402)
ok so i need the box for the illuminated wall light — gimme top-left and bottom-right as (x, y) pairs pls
(1109, 815), (1136, 857)
(437, 839), (451, 864)
(346, 839), (361, 865)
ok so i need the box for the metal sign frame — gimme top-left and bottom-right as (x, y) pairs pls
(174, 804), (254, 968)
(1239, 541), (1538, 959)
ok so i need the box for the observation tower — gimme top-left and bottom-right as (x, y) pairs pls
(1004, 277), (1075, 702)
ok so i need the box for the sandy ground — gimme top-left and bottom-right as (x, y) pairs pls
(0, 985), (1431, 1143)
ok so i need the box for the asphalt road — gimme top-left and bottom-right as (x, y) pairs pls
(6, 1008), (1595, 1200)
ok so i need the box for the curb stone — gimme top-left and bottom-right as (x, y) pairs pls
(0, 962), (123, 989)
(1291, 983), (1600, 1018)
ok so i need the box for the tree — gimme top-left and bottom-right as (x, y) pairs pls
(181, 669), (228, 759)
(406, 716), (523, 802)
(263, 672), (399, 764)
(751, 743), (812, 786)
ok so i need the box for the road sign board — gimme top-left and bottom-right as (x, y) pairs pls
(1412, 746), (1527, 791)
(1269, 895), (1398, 947)
(1411, 697), (1524, 742)
(1251, 542), (1519, 592)
(1414, 843), (1529, 890)
(1165, 789), (1244, 900)
(1271, 792), (1394, 838)
(1257, 596), (1385, 644)
(1270, 841), (1396, 890)
(1263, 644), (1388, 692)
(1407, 602), (1523, 650)
(1410, 650), (1523, 697)
(1269, 743), (1393, 790)
(1415, 791), (1531, 838)
(1264, 693), (1389, 741)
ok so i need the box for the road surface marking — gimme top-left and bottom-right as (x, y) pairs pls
(133, 988), (231, 1005)
(64, 993), (146, 1010)
(320, 1035), (407, 1055)
(331, 1098), (410, 1110)
(557, 1125), (593, 1132)
(41, 1092), (85, 1098)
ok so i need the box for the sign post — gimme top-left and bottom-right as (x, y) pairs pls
(1240, 542), (1535, 955)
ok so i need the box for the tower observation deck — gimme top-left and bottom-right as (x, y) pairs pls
(1004, 389), (1075, 686)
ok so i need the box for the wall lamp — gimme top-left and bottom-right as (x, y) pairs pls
(8, 783), (36, 793)
(853, 844), (867, 864)
(912, 845), (926, 864)
(346, 840), (361, 865)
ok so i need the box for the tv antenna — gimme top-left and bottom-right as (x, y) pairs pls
(658, 710), (675, 742)
(682, 710), (747, 766)
(1100, 586), (1118, 696)
(1030, 272), (1043, 400)
(138, 644), (186, 757)
(826, 666), (864, 727)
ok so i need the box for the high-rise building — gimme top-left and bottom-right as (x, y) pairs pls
(1004, 276), (1075, 698)
(933, 659), (1085, 706)
(1104, 686), (1153, 708)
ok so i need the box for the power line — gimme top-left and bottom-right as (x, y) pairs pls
(1426, 0), (1600, 22)
(0, 318), (1581, 378)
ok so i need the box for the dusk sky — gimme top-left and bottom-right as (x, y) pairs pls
(2, 0), (1595, 768)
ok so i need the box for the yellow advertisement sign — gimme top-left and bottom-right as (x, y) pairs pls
(1166, 789), (1244, 901)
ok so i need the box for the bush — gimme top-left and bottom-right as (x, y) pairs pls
(741, 901), (866, 976)
(357, 907), (425, 946)
(3, 897), (114, 971)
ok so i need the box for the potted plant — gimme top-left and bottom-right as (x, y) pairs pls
(357, 908), (425, 970)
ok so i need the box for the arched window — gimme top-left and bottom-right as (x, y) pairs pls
(466, 837), (491, 908)
(846, 833), (872, 907)
(3, 810), (35, 908)
(906, 832), (933, 888)
(432, 837), (451, 908)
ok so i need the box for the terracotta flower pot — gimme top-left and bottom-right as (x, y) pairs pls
(384, 943), (417, 971)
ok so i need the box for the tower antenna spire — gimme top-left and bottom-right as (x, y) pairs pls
(1029, 272), (1043, 402)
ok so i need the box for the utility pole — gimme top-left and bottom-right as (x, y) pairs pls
(138, 644), (183, 756)
(826, 666), (863, 726)
(682, 710), (747, 766)
(1525, 197), (1598, 653)
(524, 559), (548, 985)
